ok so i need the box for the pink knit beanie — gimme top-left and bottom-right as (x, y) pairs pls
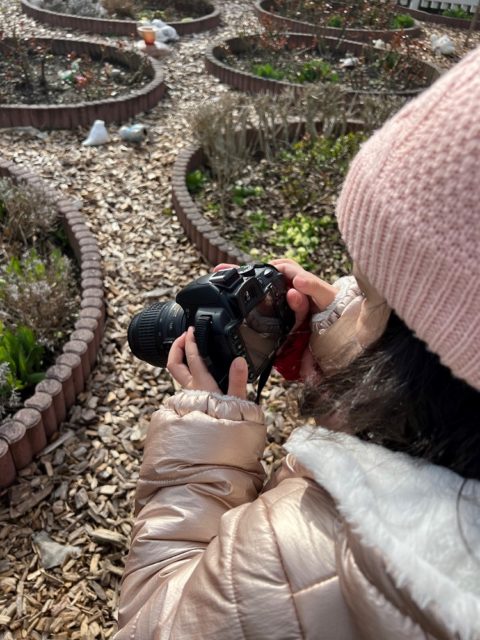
(336, 47), (480, 391)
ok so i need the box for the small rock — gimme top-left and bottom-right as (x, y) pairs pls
(32, 531), (81, 570)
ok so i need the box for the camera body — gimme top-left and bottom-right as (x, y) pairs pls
(128, 263), (295, 393)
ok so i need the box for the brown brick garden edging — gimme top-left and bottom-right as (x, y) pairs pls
(21, 0), (221, 37)
(0, 161), (105, 488)
(396, 5), (479, 30)
(172, 146), (253, 266)
(0, 38), (165, 130)
(205, 33), (441, 97)
(254, 0), (423, 42)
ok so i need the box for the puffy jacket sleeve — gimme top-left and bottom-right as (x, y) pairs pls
(115, 389), (267, 638)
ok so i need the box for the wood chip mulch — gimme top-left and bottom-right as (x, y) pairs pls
(0, 2), (478, 637)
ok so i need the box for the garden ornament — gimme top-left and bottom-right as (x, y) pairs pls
(119, 124), (149, 143)
(340, 57), (360, 68)
(82, 120), (110, 146)
(151, 20), (179, 43)
(431, 35), (455, 56)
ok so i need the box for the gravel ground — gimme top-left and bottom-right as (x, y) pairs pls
(0, 2), (479, 638)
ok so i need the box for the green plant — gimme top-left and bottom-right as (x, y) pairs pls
(0, 322), (45, 412)
(186, 169), (208, 194)
(271, 214), (329, 270)
(327, 14), (344, 27)
(251, 63), (286, 80)
(232, 184), (264, 206)
(390, 14), (415, 29)
(0, 247), (77, 349)
(442, 7), (470, 19)
(236, 210), (270, 253)
(296, 59), (339, 84)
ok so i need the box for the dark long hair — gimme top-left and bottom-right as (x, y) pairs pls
(300, 312), (480, 480)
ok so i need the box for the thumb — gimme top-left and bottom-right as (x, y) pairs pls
(227, 357), (248, 399)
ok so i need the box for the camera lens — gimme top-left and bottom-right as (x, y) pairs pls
(127, 301), (187, 368)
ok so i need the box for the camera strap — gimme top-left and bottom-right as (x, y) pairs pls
(255, 360), (274, 404)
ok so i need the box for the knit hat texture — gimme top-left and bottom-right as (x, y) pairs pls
(336, 47), (480, 391)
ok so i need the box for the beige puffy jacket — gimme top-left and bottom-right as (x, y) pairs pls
(115, 391), (480, 640)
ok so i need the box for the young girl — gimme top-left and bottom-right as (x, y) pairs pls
(115, 48), (480, 639)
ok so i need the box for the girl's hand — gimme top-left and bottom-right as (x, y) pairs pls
(167, 326), (248, 399)
(270, 259), (337, 328)
(269, 259), (337, 380)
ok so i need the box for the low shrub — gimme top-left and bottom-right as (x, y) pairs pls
(0, 178), (58, 249)
(390, 14), (415, 29)
(442, 7), (470, 19)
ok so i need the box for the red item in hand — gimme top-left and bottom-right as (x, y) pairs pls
(274, 318), (311, 381)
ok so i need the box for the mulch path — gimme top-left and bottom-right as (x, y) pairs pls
(0, 2), (478, 637)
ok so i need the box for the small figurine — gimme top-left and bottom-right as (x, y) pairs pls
(431, 35), (456, 57)
(119, 124), (149, 143)
(82, 120), (110, 146)
(151, 19), (179, 43)
(340, 56), (360, 68)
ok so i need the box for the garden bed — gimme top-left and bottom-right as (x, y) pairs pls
(21, 0), (221, 37)
(173, 131), (359, 277)
(0, 161), (105, 488)
(396, 5), (479, 30)
(171, 90), (381, 279)
(254, 0), (423, 43)
(205, 33), (441, 97)
(0, 37), (165, 129)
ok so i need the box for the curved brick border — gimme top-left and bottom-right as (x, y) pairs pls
(396, 5), (478, 30)
(172, 147), (253, 266)
(0, 161), (105, 488)
(254, 0), (423, 42)
(205, 33), (441, 98)
(0, 38), (165, 130)
(21, 0), (221, 37)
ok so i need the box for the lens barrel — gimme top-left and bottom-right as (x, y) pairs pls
(127, 301), (186, 368)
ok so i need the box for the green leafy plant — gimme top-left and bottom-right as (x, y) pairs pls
(296, 59), (339, 84)
(186, 169), (208, 194)
(327, 14), (344, 27)
(231, 184), (264, 206)
(237, 210), (270, 253)
(390, 14), (415, 29)
(0, 322), (45, 406)
(272, 214), (327, 270)
(251, 63), (286, 80)
(442, 7), (470, 19)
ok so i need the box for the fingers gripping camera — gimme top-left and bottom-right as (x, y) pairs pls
(128, 263), (295, 393)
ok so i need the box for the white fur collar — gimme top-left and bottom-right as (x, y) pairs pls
(285, 426), (480, 639)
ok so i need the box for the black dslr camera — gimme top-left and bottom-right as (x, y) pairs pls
(128, 263), (295, 394)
